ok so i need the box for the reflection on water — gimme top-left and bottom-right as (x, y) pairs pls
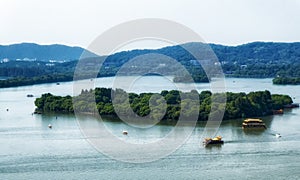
(242, 129), (265, 136)
(204, 144), (223, 152)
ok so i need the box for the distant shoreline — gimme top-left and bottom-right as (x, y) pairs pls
(0, 74), (286, 89)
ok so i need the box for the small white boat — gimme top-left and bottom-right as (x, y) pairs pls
(122, 130), (128, 135)
(275, 133), (281, 138)
(48, 124), (52, 129)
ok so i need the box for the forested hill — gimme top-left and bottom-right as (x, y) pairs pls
(102, 41), (300, 77)
(211, 42), (300, 64)
(211, 42), (300, 78)
(1, 42), (300, 87)
(0, 43), (95, 61)
(96, 41), (300, 67)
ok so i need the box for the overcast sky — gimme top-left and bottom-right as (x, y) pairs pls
(1, 0), (300, 49)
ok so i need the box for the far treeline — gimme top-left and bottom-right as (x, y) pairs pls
(35, 88), (293, 122)
(0, 74), (73, 88)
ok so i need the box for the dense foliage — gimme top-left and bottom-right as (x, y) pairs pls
(35, 88), (293, 122)
(273, 77), (300, 85)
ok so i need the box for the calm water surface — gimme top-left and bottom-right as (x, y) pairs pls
(0, 77), (299, 179)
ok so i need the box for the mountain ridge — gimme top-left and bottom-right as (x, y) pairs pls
(1, 41), (300, 63)
(0, 42), (94, 61)
(1, 41), (300, 78)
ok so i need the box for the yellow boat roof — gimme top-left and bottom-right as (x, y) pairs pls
(244, 118), (263, 123)
(204, 136), (222, 140)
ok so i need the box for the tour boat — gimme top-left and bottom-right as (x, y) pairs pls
(242, 118), (267, 129)
(203, 136), (224, 146)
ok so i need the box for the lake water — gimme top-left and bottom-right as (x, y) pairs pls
(0, 77), (299, 179)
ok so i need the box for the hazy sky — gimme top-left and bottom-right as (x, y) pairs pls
(1, 0), (300, 48)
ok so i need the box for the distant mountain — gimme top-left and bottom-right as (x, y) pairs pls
(99, 41), (300, 77)
(85, 41), (300, 67)
(0, 43), (97, 61)
(210, 42), (300, 64)
(1, 41), (299, 63)
(1, 41), (300, 79)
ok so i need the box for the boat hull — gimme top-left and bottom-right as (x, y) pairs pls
(204, 140), (224, 146)
(242, 125), (266, 129)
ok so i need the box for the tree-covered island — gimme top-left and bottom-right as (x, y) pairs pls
(35, 88), (293, 122)
(273, 77), (300, 85)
